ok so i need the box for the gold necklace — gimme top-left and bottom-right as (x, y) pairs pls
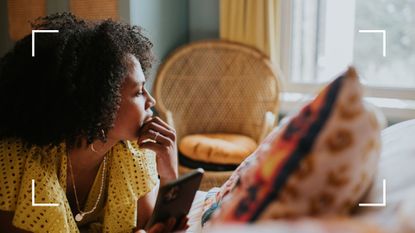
(67, 152), (107, 222)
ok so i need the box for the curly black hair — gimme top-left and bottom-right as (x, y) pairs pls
(0, 12), (154, 148)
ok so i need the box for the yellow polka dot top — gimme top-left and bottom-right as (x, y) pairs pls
(0, 138), (159, 233)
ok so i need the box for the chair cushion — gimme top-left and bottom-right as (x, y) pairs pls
(179, 134), (258, 165)
(201, 67), (381, 224)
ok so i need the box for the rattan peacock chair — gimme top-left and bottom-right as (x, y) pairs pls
(153, 40), (280, 191)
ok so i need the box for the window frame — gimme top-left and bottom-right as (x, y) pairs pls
(279, 0), (415, 122)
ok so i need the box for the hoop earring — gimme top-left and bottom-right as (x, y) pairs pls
(90, 143), (98, 153)
(90, 129), (106, 153)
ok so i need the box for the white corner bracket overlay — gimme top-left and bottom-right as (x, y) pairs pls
(32, 179), (59, 207)
(358, 30), (387, 57)
(359, 179), (386, 207)
(32, 30), (59, 57)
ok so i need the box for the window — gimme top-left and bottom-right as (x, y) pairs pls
(280, 0), (415, 122)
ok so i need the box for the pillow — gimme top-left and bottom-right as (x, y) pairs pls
(179, 134), (258, 165)
(202, 67), (381, 224)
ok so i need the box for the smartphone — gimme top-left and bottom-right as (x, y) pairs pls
(145, 168), (204, 230)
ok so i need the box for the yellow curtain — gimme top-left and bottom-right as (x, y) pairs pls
(8, 0), (46, 41)
(220, 0), (281, 64)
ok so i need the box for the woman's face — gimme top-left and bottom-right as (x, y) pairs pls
(107, 55), (155, 141)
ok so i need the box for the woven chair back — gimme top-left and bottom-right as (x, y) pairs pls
(153, 40), (280, 142)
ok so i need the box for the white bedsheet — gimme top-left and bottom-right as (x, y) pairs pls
(186, 191), (207, 233)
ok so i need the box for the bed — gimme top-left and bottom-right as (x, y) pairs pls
(184, 119), (415, 233)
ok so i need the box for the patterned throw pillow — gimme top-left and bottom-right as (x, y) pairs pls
(202, 67), (381, 224)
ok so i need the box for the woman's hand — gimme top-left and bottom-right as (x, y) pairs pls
(138, 117), (178, 184)
(136, 217), (189, 233)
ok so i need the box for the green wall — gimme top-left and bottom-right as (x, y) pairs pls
(0, 0), (191, 87)
(189, 0), (219, 41)
(130, 0), (189, 89)
(0, 0), (220, 85)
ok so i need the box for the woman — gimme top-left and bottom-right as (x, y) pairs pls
(0, 13), (185, 233)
